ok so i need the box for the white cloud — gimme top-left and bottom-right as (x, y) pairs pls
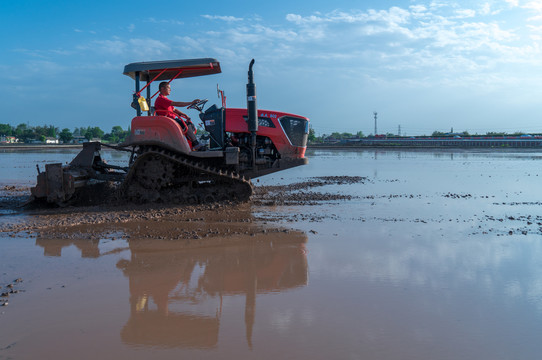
(252, 24), (297, 41)
(366, 6), (411, 25)
(202, 15), (243, 22)
(73, 28), (97, 35)
(128, 38), (170, 56)
(271, 2), (542, 93)
(14, 2), (542, 103)
(146, 18), (183, 26)
(454, 9), (476, 18)
(75, 38), (170, 58)
(523, 0), (542, 21)
(285, 13), (325, 25)
(204, 23), (297, 46)
(287, 7), (413, 25)
(527, 24), (542, 33)
(174, 35), (202, 48)
(479, 2), (502, 16)
(480, 2), (491, 15)
(79, 39), (127, 56)
(115, 3), (541, 85)
(410, 4), (428, 15)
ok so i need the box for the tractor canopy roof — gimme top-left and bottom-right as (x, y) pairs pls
(123, 58), (221, 82)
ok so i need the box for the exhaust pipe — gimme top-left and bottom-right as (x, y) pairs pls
(247, 59), (258, 168)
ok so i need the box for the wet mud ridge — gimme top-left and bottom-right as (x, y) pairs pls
(253, 176), (368, 205)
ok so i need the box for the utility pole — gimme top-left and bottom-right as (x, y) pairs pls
(373, 111), (378, 135)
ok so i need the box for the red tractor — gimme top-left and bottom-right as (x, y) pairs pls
(30, 58), (309, 205)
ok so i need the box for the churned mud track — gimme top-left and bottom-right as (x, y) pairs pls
(1, 175), (537, 238)
(0, 177), (368, 237)
(253, 176), (369, 205)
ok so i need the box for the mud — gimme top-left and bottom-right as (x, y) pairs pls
(0, 278), (24, 307)
(253, 176), (367, 205)
(0, 185), (30, 212)
(1, 174), (540, 237)
(0, 176), (367, 237)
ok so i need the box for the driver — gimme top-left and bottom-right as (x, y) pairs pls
(155, 82), (204, 150)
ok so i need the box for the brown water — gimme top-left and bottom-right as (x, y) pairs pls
(2, 148), (542, 359)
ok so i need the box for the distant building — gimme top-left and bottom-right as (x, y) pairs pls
(71, 136), (88, 144)
(45, 137), (59, 144)
(0, 136), (17, 143)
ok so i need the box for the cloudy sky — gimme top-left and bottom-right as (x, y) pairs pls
(2, 0), (542, 136)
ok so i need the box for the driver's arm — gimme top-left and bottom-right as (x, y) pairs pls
(171, 99), (199, 107)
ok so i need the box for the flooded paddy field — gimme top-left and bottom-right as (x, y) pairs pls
(2, 147), (542, 359)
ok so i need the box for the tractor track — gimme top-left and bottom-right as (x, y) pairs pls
(122, 145), (253, 204)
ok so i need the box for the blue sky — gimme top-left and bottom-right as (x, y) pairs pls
(2, 0), (542, 136)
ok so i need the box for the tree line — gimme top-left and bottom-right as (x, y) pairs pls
(0, 123), (130, 144)
(2, 123), (535, 145)
(308, 129), (366, 143)
(308, 128), (535, 143)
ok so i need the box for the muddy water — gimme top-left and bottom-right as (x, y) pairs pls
(2, 148), (542, 359)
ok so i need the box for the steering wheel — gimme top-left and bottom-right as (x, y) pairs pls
(187, 99), (208, 112)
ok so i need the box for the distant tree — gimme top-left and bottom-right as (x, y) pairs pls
(15, 123), (35, 142)
(93, 127), (104, 139)
(0, 123), (13, 136)
(15, 123), (27, 135)
(308, 127), (316, 142)
(79, 127), (88, 139)
(34, 126), (48, 138)
(111, 126), (123, 136)
(432, 131), (446, 137)
(103, 126), (129, 143)
(84, 127), (93, 140)
(84, 126), (104, 140)
(112, 126), (128, 142)
(461, 131), (470, 136)
(356, 131), (364, 138)
(39, 135), (46, 143)
(58, 128), (73, 143)
(46, 125), (57, 138)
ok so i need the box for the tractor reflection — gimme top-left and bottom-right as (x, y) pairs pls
(36, 229), (308, 349)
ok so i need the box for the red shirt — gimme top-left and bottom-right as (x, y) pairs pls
(155, 94), (176, 118)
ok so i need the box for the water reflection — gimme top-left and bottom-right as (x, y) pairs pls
(36, 238), (102, 258)
(35, 229), (308, 350)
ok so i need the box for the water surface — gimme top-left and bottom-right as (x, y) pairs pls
(1, 148), (542, 359)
